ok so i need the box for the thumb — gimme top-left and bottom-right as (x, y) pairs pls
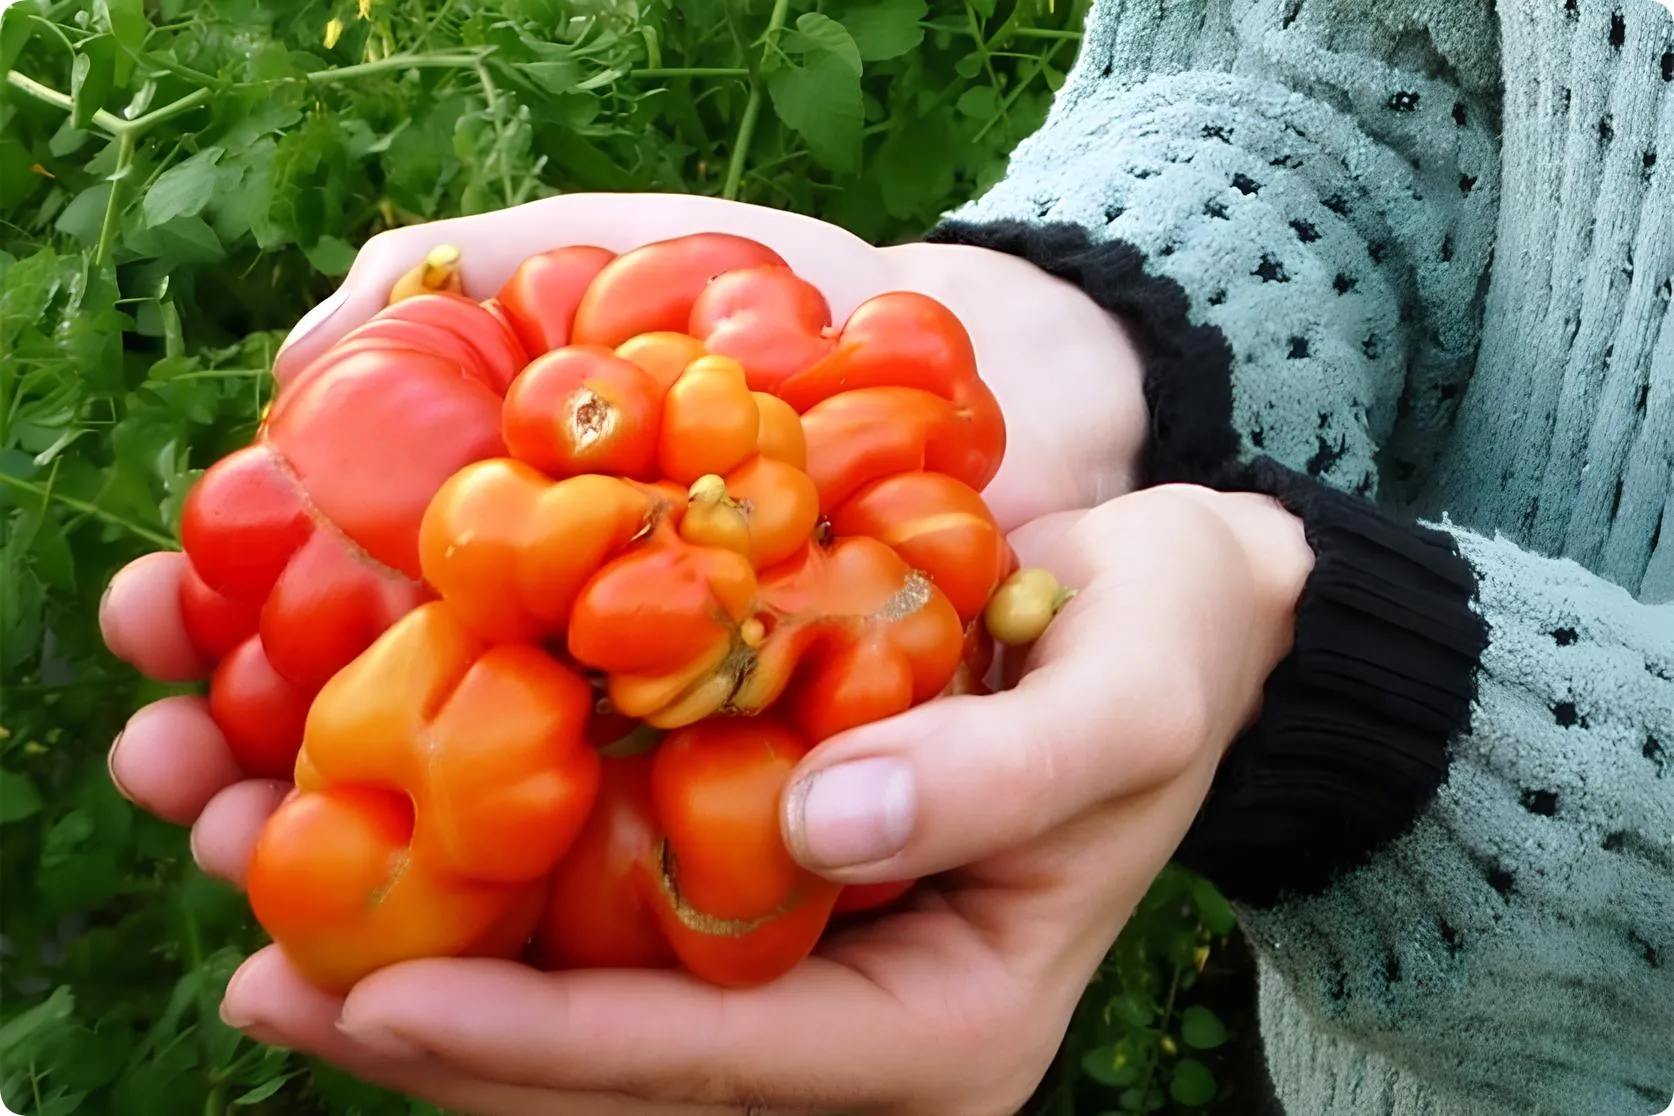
(778, 657), (1201, 885)
(778, 489), (1287, 884)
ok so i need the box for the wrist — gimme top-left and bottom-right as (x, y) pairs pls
(1209, 490), (1314, 672)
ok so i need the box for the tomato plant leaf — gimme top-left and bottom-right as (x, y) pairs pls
(1190, 875), (1238, 936)
(1179, 1005), (1229, 1050)
(234, 1070), (297, 1104)
(0, 1), (38, 75)
(70, 35), (117, 131)
(765, 23), (864, 174)
(1169, 1058), (1218, 1107)
(143, 147), (226, 227)
(0, 770), (45, 824)
(1080, 1042), (1141, 1087)
(840, 0), (928, 62)
(781, 12), (864, 75)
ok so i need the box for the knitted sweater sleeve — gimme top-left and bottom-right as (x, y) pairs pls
(927, 0), (1503, 496)
(927, 2), (1674, 1112)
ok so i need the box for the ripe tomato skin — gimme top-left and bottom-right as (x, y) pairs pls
(247, 784), (548, 995)
(178, 563), (260, 661)
(776, 292), (1005, 494)
(209, 636), (314, 778)
(495, 244), (617, 356)
(757, 536), (966, 742)
(418, 465), (674, 646)
(646, 717), (841, 987)
(833, 879), (915, 915)
(612, 329), (707, 391)
(179, 444), (313, 604)
(657, 355), (760, 484)
(165, 229), (1060, 995)
(535, 752), (677, 971)
(245, 603), (600, 991)
(829, 471), (1016, 626)
(177, 293), (529, 782)
(571, 234), (786, 347)
(503, 346), (664, 480)
(801, 386), (998, 512)
(689, 265), (835, 392)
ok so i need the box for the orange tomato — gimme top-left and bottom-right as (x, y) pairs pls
(646, 718), (842, 987)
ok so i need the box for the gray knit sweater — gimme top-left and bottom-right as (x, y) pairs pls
(925, 2), (1674, 1113)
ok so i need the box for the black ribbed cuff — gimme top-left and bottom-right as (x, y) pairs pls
(1176, 457), (1490, 907)
(922, 217), (1490, 907)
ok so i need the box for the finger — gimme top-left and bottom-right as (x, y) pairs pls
(220, 946), (638, 1116)
(101, 551), (211, 683)
(273, 193), (893, 384)
(781, 493), (1262, 882)
(337, 948), (981, 1111)
(108, 695), (243, 825)
(228, 948), (807, 1116)
(190, 778), (290, 886)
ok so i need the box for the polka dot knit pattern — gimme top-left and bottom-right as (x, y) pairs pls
(924, 2), (1674, 1113)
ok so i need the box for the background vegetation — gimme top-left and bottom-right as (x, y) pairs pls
(0, 1), (1262, 1112)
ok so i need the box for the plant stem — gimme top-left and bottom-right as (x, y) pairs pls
(722, 0), (791, 202)
(0, 474), (177, 549)
(301, 50), (489, 84)
(6, 69), (126, 133)
(129, 86), (212, 132)
(633, 66), (750, 79)
(4, 70), (211, 136)
(921, 21), (1083, 42)
(95, 130), (134, 268)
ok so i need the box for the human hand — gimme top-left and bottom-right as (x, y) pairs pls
(111, 479), (1311, 1116)
(103, 190), (1147, 879)
(98, 191), (1176, 1113)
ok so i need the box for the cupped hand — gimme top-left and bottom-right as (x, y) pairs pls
(104, 191), (1146, 863)
(97, 192), (1192, 1114)
(114, 480), (1311, 1116)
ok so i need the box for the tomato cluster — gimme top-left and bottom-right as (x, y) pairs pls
(173, 233), (1064, 992)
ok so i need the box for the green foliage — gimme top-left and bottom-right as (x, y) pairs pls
(1051, 867), (1247, 1115)
(0, 0), (1252, 1112)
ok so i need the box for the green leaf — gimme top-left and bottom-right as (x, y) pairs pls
(55, 182), (114, 245)
(0, 0), (38, 76)
(97, 0), (147, 84)
(0, 987), (75, 1056)
(766, 16), (864, 174)
(968, 0), (998, 18)
(71, 35), (117, 130)
(26, 511), (77, 592)
(303, 235), (358, 277)
(840, 0), (927, 62)
(0, 769), (45, 824)
(233, 1071), (296, 1105)
(954, 51), (983, 79)
(872, 113), (956, 219)
(101, 0), (148, 57)
(127, 215), (228, 268)
(1169, 1058), (1218, 1107)
(781, 13), (863, 75)
(143, 147), (225, 227)
(1109, 990), (1155, 1028)
(1179, 1005), (1229, 1050)
(956, 85), (999, 118)
(1190, 876), (1238, 936)
(1080, 1043), (1140, 1088)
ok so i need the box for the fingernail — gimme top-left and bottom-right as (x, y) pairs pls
(787, 758), (916, 870)
(106, 733), (131, 801)
(219, 967), (256, 1029)
(336, 1019), (424, 1061)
